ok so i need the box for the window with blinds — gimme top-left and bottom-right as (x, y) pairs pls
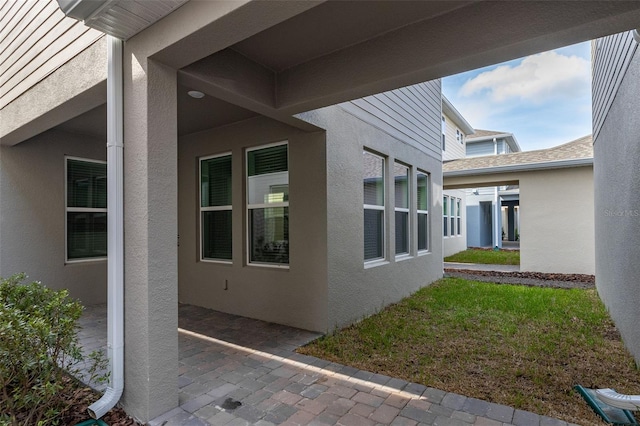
(200, 153), (232, 262)
(364, 150), (385, 262)
(247, 143), (289, 266)
(417, 171), (429, 252)
(66, 157), (107, 261)
(394, 162), (409, 256)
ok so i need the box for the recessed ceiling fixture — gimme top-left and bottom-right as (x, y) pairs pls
(188, 90), (205, 99)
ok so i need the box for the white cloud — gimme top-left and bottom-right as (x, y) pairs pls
(459, 51), (590, 103)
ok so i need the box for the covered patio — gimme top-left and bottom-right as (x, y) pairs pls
(78, 305), (575, 426)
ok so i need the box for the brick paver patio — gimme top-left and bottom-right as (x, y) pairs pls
(78, 305), (577, 426)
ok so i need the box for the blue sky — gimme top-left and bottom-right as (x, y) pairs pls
(442, 42), (592, 152)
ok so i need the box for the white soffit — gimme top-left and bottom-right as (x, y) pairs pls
(57, 0), (189, 40)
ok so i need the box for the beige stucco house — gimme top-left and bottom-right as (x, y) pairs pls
(2, 0), (640, 422)
(444, 135), (594, 275)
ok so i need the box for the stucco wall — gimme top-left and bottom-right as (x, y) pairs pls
(0, 128), (107, 304)
(519, 166), (594, 274)
(593, 41), (640, 364)
(178, 116), (329, 332)
(300, 106), (443, 330)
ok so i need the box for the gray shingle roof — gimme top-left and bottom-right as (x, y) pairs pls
(467, 129), (510, 139)
(444, 135), (593, 173)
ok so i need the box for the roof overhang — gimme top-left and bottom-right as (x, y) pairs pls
(444, 157), (593, 177)
(442, 96), (475, 135)
(467, 132), (522, 153)
(57, 0), (189, 40)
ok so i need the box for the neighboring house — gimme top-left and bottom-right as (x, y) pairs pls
(1, 0), (639, 422)
(444, 135), (594, 275)
(441, 96), (474, 257)
(592, 30), (640, 364)
(462, 130), (522, 249)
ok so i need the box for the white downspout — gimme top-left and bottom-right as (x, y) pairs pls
(633, 29), (640, 44)
(88, 34), (124, 419)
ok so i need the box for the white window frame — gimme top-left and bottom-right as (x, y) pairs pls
(441, 116), (446, 151)
(394, 161), (410, 258)
(200, 152), (233, 264)
(450, 195), (456, 236)
(65, 156), (107, 263)
(456, 198), (462, 236)
(443, 195), (449, 237)
(246, 141), (289, 269)
(417, 170), (430, 253)
(363, 150), (386, 264)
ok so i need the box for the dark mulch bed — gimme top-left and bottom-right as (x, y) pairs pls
(445, 269), (595, 289)
(58, 377), (142, 426)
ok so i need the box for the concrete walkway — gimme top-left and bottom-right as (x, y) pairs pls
(444, 262), (520, 272)
(78, 304), (575, 426)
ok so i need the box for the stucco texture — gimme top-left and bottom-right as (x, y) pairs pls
(519, 167), (594, 274)
(594, 46), (640, 364)
(178, 116), (329, 333)
(0, 129), (107, 303)
(301, 106), (444, 330)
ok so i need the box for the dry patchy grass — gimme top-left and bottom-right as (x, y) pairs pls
(299, 278), (640, 425)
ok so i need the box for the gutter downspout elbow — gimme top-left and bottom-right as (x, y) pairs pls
(633, 29), (640, 44)
(88, 34), (124, 419)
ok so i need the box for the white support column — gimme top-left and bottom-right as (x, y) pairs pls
(122, 51), (179, 422)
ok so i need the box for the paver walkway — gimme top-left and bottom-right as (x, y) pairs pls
(78, 304), (576, 426)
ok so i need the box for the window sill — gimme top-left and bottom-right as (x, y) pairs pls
(417, 250), (431, 257)
(395, 254), (413, 262)
(65, 257), (107, 265)
(364, 259), (389, 269)
(247, 262), (290, 270)
(201, 259), (233, 265)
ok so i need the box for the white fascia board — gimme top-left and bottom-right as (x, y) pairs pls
(442, 96), (474, 135)
(444, 157), (593, 177)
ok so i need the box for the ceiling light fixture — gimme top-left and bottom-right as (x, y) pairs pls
(187, 90), (205, 99)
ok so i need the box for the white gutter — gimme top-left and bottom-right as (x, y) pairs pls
(443, 157), (594, 177)
(88, 34), (124, 419)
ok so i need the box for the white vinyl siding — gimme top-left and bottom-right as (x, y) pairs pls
(592, 32), (639, 140)
(341, 81), (442, 160)
(442, 115), (466, 161)
(0, 0), (103, 108)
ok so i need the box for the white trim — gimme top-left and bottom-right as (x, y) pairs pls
(416, 170), (430, 253)
(246, 141), (290, 267)
(64, 156), (108, 264)
(199, 152), (233, 263)
(393, 161), (410, 257)
(363, 150), (386, 263)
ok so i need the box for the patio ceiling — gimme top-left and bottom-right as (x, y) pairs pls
(178, 0), (640, 122)
(54, 1), (640, 140)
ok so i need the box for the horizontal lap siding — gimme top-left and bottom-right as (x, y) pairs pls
(592, 32), (638, 141)
(340, 80), (442, 160)
(0, 0), (103, 109)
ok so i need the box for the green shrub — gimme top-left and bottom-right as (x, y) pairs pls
(0, 273), (85, 425)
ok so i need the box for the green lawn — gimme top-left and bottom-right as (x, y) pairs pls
(444, 248), (520, 265)
(299, 278), (640, 425)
